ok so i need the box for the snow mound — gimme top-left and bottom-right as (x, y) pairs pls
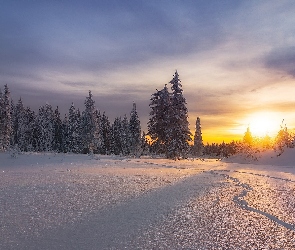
(224, 148), (295, 167)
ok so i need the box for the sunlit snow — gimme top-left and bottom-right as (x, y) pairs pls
(1, 151), (295, 249)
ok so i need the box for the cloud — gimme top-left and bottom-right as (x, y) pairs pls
(0, 1), (241, 77)
(263, 46), (295, 77)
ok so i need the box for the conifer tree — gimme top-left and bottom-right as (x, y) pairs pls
(193, 117), (203, 156)
(110, 117), (122, 155)
(61, 114), (69, 153)
(53, 106), (63, 152)
(100, 112), (111, 154)
(13, 98), (25, 149)
(243, 126), (253, 146)
(0, 88), (4, 150)
(275, 120), (291, 153)
(10, 99), (15, 147)
(93, 110), (103, 153)
(129, 103), (141, 156)
(37, 103), (54, 151)
(0, 85), (12, 151)
(166, 71), (191, 159)
(68, 103), (82, 153)
(120, 115), (130, 156)
(22, 107), (37, 151)
(82, 91), (96, 153)
(148, 85), (170, 154)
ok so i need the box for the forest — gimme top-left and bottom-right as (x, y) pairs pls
(0, 71), (294, 159)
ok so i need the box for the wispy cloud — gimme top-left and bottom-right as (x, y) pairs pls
(263, 46), (295, 77)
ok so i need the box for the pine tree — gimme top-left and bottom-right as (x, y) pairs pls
(129, 103), (141, 157)
(275, 120), (291, 153)
(10, 99), (15, 147)
(100, 112), (111, 154)
(21, 107), (38, 152)
(166, 71), (191, 159)
(121, 115), (130, 156)
(61, 114), (69, 153)
(0, 88), (4, 150)
(93, 110), (103, 153)
(37, 103), (54, 152)
(82, 91), (96, 153)
(13, 98), (25, 149)
(243, 126), (253, 146)
(68, 103), (82, 153)
(1, 85), (12, 151)
(193, 117), (203, 156)
(53, 106), (63, 152)
(148, 84), (170, 154)
(110, 117), (122, 155)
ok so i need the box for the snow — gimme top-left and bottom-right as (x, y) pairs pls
(1, 151), (295, 249)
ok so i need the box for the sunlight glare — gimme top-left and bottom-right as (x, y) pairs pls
(245, 112), (280, 137)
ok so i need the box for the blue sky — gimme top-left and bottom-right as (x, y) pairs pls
(1, 1), (295, 142)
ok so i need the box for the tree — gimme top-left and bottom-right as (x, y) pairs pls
(193, 117), (203, 156)
(148, 84), (170, 154)
(13, 98), (25, 149)
(100, 112), (111, 154)
(81, 91), (96, 153)
(129, 103), (141, 156)
(61, 114), (69, 153)
(110, 117), (122, 155)
(37, 103), (54, 151)
(93, 110), (103, 153)
(0, 85), (12, 150)
(19, 107), (39, 152)
(53, 106), (63, 152)
(243, 126), (253, 146)
(274, 120), (291, 153)
(68, 103), (82, 153)
(166, 71), (192, 159)
(121, 115), (130, 156)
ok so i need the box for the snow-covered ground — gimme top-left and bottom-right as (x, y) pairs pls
(1, 151), (295, 249)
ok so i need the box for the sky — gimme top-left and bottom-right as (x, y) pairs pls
(1, 0), (295, 143)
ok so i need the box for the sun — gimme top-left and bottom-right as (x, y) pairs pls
(245, 112), (280, 137)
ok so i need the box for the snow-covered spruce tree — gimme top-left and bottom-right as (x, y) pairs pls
(193, 117), (203, 156)
(129, 103), (141, 157)
(61, 114), (69, 153)
(22, 107), (38, 152)
(0, 85), (12, 151)
(81, 91), (96, 154)
(166, 71), (192, 159)
(100, 112), (111, 154)
(148, 84), (170, 154)
(110, 117), (122, 155)
(10, 98), (20, 146)
(13, 98), (25, 149)
(243, 126), (253, 146)
(10, 99), (15, 147)
(0, 88), (4, 150)
(93, 110), (103, 153)
(53, 106), (63, 152)
(68, 103), (83, 153)
(274, 120), (291, 154)
(121, 115), (130, 156)
(37, 103), (54, 152)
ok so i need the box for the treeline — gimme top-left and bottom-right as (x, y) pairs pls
(203, 124), (295, 159)
(3, 70), (292, 160)
(0, 85), (146, 156)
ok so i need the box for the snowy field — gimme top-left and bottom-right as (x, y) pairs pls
(1, 151), (295, 249)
